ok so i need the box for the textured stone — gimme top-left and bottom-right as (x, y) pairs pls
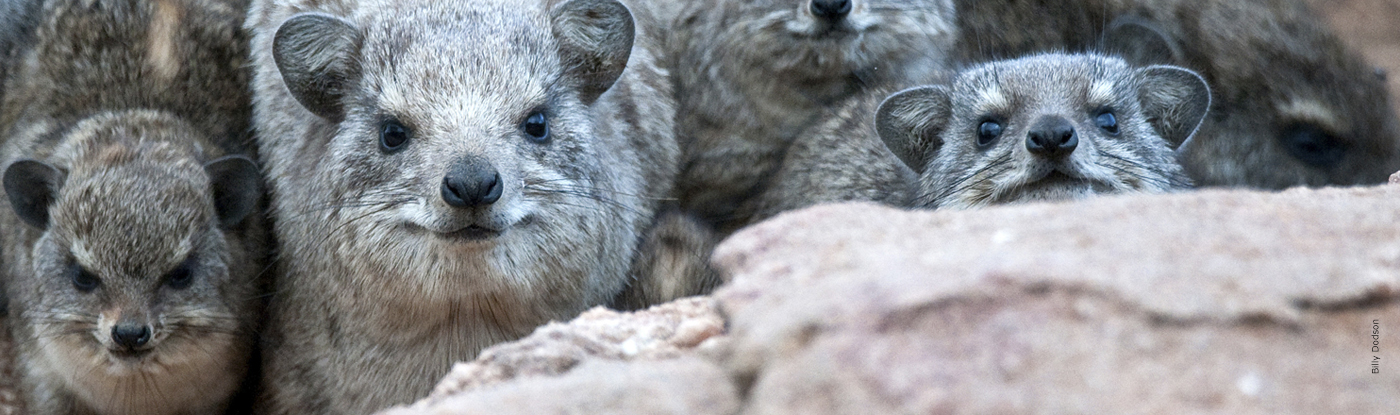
(381, 358), (739, 415)
(712, 185), (1400, 414)
(384, 297), (730, 414)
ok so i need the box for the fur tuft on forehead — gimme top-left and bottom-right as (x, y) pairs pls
(47, 112), (213, 275)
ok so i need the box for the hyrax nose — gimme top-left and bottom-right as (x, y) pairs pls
(810, 0), (852, 21)
(441, 157), (502, 208)
(1026, 117), (1078, 159)
(112, 323), (152, 349)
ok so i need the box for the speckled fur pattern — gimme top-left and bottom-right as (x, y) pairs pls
(882, 54), (1199, 209)
(669, 0), (955, 232)
(246, 0), (677, 412)
(954, 0), (1400, 188)
(0, 0), (264, 414)
(733, 87), (917, 223)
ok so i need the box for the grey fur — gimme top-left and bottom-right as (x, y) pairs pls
(878, 53), (1206, 209)
(0, 0), (265, 414)
(669, 0), (956, 232)
(246, 0), (678, 412)
(954, 0), (1400, 188)
(614, 0), (954, 310)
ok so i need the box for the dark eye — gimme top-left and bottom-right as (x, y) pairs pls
(164, 260), (196, 290)
(977, 120), (1003, 147)
(522, 112), (549, 143)
(379, 119), (411, 153)
(71, 265), (100, 293)
(1280, 122), (1347, 169)
(1095, 111), (1119, 135)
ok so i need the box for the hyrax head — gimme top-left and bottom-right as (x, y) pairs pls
(877, 53), (1209, 209)
(272, 0), (635, 250)
(2, 112), (260, 382)
(1150, 4), (1400, 188)
(685, 0), (953, 85)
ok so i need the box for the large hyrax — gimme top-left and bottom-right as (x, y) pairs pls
(0, 0), (265, 414)
(247, 0), (677, 412)
(670, 0), (955, 232)
(876, 53), (1209, 209)
(954, 0), (1400, 188)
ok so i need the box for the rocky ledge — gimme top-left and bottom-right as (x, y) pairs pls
(388, 183), (1400, 414)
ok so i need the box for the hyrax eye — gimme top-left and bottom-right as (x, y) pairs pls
(164, 261), (196, 290)
(977, 120), (1003, 147)
(522, 111), (550, 143)
(1095, 111), (1119, 135)
(379, 119), (411, 153)
(71, 265), (100, 293)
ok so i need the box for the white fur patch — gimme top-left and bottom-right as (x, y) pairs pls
(1278, 98), (1344, 133)
(976, 86), (1009, 113)
(1088, 81), (1116, 106)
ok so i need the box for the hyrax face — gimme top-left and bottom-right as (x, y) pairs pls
(271, 0), (638, 303)
(877, 53), (1209, 209)
(2, 112), (261, 413)
(1174, 1), (1400, 188)
(683, 0), (953, 86)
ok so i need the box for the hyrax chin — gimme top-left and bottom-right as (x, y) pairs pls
(670, 0), (955, 231)
(877, 53), (1209, 209)
(953, 0), (1400, 188)
(0, 1), (263, 414)
(248, 0), (676, 412)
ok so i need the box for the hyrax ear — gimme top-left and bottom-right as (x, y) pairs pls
(1103, 15), (1182, 67)
(876, 86), (952, 174)
(3, 159), (65, 230)
(1136, 65), (1211, 150)
(204, 155), (262, 228)
(551, 0), (634, 105)
(274, 13), (362, 122)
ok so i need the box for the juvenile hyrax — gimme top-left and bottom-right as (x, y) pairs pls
(876, 53), (1209, 209)
(0, 0), (265, 414)
(247, 0), (677, 412)
(953, 0), (1400, 188)
(669, 0), (955, 232)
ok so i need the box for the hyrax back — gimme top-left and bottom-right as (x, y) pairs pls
(669, 0), (955, 232)
(247, 0), (677, 412)
(877, 53), (1209, 209)
(954, 0), (1400, 188)
(0, 0), (265, 414)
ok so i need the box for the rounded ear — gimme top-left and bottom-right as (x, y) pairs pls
(274, 13), (362, 122)
(551, 0), (634, 105)
(204, 155), (262, 228)
(1135, 65), (1211, 150)
(1103, 16), (1182, 67)
(875, 86), (952, 174)
(3, 159), (65, 230)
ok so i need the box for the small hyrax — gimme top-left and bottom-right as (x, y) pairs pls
(0, 0), (266, 414)
(953, 0), (1400, 188)
(877, 53), (1210, 209)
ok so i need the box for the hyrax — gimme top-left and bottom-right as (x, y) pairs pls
(247, 0), (677, 412)
(0, 0), (265, 414)
(953, 0), (1400, 188)
(669, 0), (955, 232)
(876, 53), (1209, 209)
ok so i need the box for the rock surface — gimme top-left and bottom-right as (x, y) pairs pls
(392, 184), (1400, 414)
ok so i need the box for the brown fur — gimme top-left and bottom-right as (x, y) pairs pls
(954, 0), (1400, 188)
(0, 0), (265, 414)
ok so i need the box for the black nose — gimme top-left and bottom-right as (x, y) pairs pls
(112, 324), (151, 349)
(442, 157), (502, 208)
(1026, 117), (1078, 158)
(810, 0), (851, 21)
